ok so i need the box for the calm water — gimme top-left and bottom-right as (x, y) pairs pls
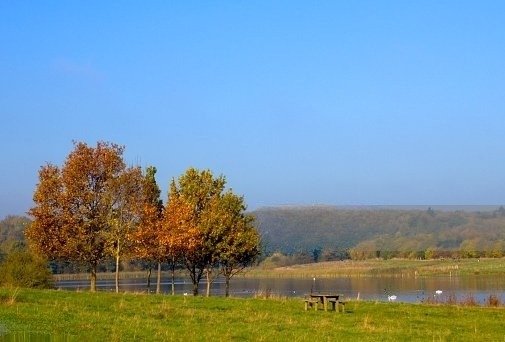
(55, 275), (505, 303)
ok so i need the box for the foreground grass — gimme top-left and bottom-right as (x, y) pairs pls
(246, 258), (505, 278)
(1, 288), (505, 341)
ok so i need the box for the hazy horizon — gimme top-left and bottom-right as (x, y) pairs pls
(4, 204), (505, 220)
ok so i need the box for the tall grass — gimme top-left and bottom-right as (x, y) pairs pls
(0, 287), (20, 305)
(246, 258), (505, 278)
(1, 288), (505, 340)
(422, 292), (504, 307)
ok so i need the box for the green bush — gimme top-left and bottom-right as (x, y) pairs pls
(0, 251), (53, 288)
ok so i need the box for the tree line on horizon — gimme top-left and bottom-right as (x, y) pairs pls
(4, 203), (505, 281)
(23, 141), (260, 296)
(254, 206), (505, 265)
(3, 204), (505, 283)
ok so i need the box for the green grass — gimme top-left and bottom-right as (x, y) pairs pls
(1, 288), (505, 341)
(246, 258), (505, 278)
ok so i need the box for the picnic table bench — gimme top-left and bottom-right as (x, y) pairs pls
(304, 293), (345, 312)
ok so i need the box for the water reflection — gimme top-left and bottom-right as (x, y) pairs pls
(55, 275), (505, 303)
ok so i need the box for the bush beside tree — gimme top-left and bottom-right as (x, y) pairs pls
(0, 250), (53, 289)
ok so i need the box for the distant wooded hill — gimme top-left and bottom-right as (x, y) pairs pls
(252, 206), (505, 260)
(0, 215), (29, 259)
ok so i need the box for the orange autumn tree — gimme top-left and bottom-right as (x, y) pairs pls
(26, 165), (66, 259)
(161, 180), (199, 295)
(27, 141), (130, 292)
(169, 167), (260, 296)
(171, 168), (226, 296)
(133, 166), (165, 293)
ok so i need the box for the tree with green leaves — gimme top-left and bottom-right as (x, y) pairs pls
(0, 215), (31, 260)
(207, 191), (260, 297)
(0, 250), (53, 288)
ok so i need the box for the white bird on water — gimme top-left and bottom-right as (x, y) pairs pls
(388, 295), (397, 302)
(435, 290), (443, 295)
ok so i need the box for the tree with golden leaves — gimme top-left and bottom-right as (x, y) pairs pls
(132, 166), (165, 293)
(27, 141), (128, 292)
(170, 168), (226, 296)
(161, 180), (199, 295)
(169, 167), (260, 296)
(105, 166), (144, 293)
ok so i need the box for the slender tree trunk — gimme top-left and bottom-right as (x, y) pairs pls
(225, 274), (230, 297)
(205, 268), (211, 297)
(115, 253), (120, 293)
(146, 266), (152, 293)
(170, 258), (175, 295)
(156, 262), (162, 294)
(193, 282), (199, 296)
(186, 264), (200, 296)
(90, 263), (97, 292)
(114, 239), (121, 293)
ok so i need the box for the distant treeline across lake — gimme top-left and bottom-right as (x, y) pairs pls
(253, 206), (505, 260)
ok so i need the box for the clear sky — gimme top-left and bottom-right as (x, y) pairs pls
(1, 1), (504, 218)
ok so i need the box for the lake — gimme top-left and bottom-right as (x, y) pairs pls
(55, 275), (505, 303)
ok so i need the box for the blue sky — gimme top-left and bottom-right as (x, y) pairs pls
(1, 1), (504, 218)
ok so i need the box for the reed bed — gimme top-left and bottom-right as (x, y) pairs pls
(244, 258), (505, 278)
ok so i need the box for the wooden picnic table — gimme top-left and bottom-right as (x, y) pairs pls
(305, 293), (344, 312)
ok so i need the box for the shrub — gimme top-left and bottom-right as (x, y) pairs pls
(460, 294), (478, 306)
(0, 250), (53, 288)
(446, 293), (458, 305)
(486, 294), (501, 307)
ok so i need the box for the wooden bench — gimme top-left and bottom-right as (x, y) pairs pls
(327, 299), (346, 313)
(304, 298), (319, 311)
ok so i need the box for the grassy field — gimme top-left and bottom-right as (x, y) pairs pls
(245, 258), (505, 278)
(1, 288), (505, 341)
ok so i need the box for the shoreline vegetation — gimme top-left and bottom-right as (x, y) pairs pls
(52, 258), (505, 282)
(246, 258), (505, 278)
(1, 288), (505, 340)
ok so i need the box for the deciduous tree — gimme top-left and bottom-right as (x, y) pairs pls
(205, 191), (260, 297)
(133, 166), (164, 293)
(171, 168), (225, 296)
(27, 141), (127, 291)
(169, 168), (260, 296)
(105, 166), (144, 293)
(162, 180), (199, 295)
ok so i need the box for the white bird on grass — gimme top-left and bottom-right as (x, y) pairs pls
(388, 295), (397, 302)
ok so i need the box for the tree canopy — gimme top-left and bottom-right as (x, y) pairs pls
(26, 142), (261, 295)
(168, 168), (260, 296)
(27, 141), (129, 291)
